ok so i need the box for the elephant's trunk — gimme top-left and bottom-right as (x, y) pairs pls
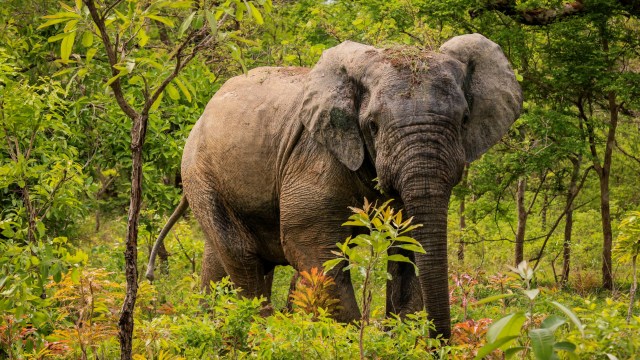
(401, 188), (452, 338)
(396, 153), (457, 338)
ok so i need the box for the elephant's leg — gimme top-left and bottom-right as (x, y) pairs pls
(279, 189), (361, 322)
(386, 249), (423, 317)
(188, 189), (270, 300)
(201, 239), (228, 291)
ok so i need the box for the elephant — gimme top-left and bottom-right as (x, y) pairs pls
(145, 33), (522, 338)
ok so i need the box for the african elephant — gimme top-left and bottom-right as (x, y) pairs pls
(146, 33), (522, 337)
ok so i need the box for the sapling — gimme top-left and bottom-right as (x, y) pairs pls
(614, 211), (640, 323)
(324, 199), (425, 360)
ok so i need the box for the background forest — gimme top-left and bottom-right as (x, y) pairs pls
(1, 0), (640, 359)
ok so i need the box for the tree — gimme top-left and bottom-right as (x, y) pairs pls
(39, 0), (271, 357)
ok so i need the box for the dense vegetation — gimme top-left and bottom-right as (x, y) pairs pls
(1, 0), (639, 358)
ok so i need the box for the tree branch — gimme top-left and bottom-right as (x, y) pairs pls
(532, 165), (595, 270)
(83, 0), (139, 121)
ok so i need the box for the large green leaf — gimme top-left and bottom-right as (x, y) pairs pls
(529, 328), (555, 360)
(474, 335), (519, 360)
(540, 315), (566, 332)
(550, 301), (584, 336)
(487, 312), (526, 344)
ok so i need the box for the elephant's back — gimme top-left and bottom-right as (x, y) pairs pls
(182, 66), (309, 219)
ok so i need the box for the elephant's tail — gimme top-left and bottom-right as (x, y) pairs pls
(145, 196), (189, 281)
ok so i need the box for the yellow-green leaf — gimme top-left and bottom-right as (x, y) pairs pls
(147, 14), (175, 27)
(86, 48), (97, 63)
(150, 91), (164, 111)
(37, 18), (69, 30)
(178, 11), (196, 37)
(205, 10), (217, 38)
(48, 31), (72, 42)
(81, 31), (93, 47)
(174, 77), (191, 102)
(137, 28), (149, 47)
(248, 2), (264, 25)
(60, 31), (76, 61)
(166, 83), (180, 100)
(63, 19), (77, 32)
(42, 12), (80, 20)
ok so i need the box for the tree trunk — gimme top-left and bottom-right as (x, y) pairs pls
(458, 164), (468, 263)
(515, 177), (527, 266)
(628, 254), (637, 323)
(562, 156), (581, 285)
(118, 115), (148, 359)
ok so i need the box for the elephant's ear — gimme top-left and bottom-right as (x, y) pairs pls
(440, 33), (523, 162)
(300, 41), (377, 171)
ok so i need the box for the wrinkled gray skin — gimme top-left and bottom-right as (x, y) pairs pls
(153, 34), (521, 337)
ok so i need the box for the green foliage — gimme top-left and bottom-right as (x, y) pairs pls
(475, 261), (582, 360)
(324, 199), (425, 359)
(0, 236), (87, 358)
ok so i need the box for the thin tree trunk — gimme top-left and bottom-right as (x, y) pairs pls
(562, 156), (581, 285)
(541, 192), (548, 232)
(118, 115), (146, 358)
(515, 177), (527, 265)
(458, 164), (468, 263)
(628, 255), (637, 323)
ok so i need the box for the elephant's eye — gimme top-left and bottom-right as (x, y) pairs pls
(369, 121), (379, 136)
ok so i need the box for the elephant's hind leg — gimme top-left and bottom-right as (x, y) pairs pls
(187, 188), (270, 300)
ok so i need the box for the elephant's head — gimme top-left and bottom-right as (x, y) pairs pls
(300, 34), (522, 337)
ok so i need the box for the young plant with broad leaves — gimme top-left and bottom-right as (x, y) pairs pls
(323, 199), (425, 360)
(474, 261), (584, 360)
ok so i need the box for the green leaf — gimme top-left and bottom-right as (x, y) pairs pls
(179, 11), (196, 37)
(2, 228), (15, 238)
(48, 31), (72, 43)
(174, 77), (191, 102)
(323, 258), (343, 273)
(60, 31), (76, 61)
(248, 2), (264, 25)
(150, 92), (164, 112)
(553, 341), (576, 353)
(81, 31), (93, 47)
(166, 83), (180, 100)
(486, 312), (526, 347)
(474, 335), (519, 360)
(37, 18), (69, 30)
(86, 48), (97, 63)
(70, 267), (80, 284)
(36, 221), (45, 238)
(394, 243), (426, 254)
(540, 315), (566, 332)
(42, 12), (81, 20)
(529, 328), (555, 360)
(473, 293), (517, 306)
(387, 254), (412, 264)
(205, 10), (217, 39)
(504, 346), (527, 359)
(550, 301), (584, 336)
(146, 14), (175, 27)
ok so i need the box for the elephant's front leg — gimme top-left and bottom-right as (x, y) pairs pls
(279, 179), (361, 322)
(386, 249), (423, 317)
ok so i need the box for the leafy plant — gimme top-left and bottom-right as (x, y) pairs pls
(289, 267), (340, 320)
(324, 199), (425, 360)
(474, 261), (584, 359)
(615, 210), (640, 323)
